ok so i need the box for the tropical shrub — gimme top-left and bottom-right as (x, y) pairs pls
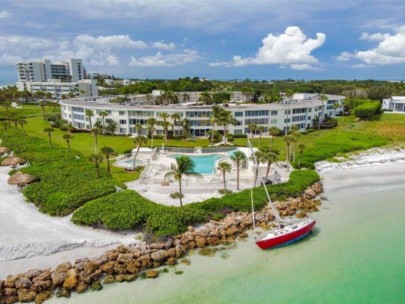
(354, 101), (381, 120)
(2, 129), (118, 216)
(72, 170), (320, 236)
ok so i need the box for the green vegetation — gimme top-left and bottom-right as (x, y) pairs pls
(72, 170), (319, 236)
(354, 100), (382, 120)
(2, 129), (120, 216)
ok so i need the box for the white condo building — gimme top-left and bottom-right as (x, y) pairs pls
(16, 58), (85, 82)
(382, 96), (405, 113)
(60, 93), (344, 136)
(15, 58), (98, 98)
(17, 79), (98, 99)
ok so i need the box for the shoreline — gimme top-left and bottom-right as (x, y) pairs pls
(1, 146), (405, 302)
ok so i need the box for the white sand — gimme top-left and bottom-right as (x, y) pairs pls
(0, 166), (138, 279)
(2, 146), (405, 279)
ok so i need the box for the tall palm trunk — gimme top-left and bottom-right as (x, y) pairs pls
(96, 165), (100, 178)
(236, 162), (240, 190)
(210, 123), (216, 146)
(48, 133), (52, 145)
(133, 145), (141, 170)
(106, 155), (111, 175)
(67, 140), (71, 152)
(222, 171), (227, 190)
(179, 178), (183, 207)
(266, 161), (272, 180)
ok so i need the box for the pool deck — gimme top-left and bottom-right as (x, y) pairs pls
(124, 150), (292, 206)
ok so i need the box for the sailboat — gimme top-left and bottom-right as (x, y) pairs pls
(248, 140), (316, 250)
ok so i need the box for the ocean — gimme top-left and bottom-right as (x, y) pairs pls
(49, 161), (405, 304)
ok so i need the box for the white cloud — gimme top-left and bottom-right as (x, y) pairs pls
(152, 41), (176, 51)
(209, 61), (231, 67)
(74, 34), (147, 50)
(338, 26), (405, 66)
(0, 10), (11, 19)
(210, 26), (325, 70)
(129, 50), (201, 67)
(0, 53), (23, 65)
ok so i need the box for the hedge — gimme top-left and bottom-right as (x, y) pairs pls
(72, 170), (320, 237)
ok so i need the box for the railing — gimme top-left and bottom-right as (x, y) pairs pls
(157, 146), (236, 154)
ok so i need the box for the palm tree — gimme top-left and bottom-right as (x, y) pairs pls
(85, 109), (95, 130)
(217, 161), (232, 191)
(181, 118), (191, 139)
(106, 119), (118, 134)
(98, 111), (109, 133)
(133, 135), (147, 171)
(248, 123), (257, 138)
(18, 119), (27, 134)
(268, 126), (279, 152)
(219, 109), (235, 145)
(333, 102), (339, 116)
(319, 94), (328, 129)
(38, 101), (47, 119)
(209, 105), (223, 146)
(88, 154), (103, 178)
(198, 91), (212, 105)
(146, 117), (157, 148)
(283, 135), (294, 172)
(262, 150), (279, 180)
(62, 133), (73, 152)
(230, 150), (247, 190)
(91, 127), (101, 153)
(298, 144), (306, 169)
(165, 155), (200, 207)
(101, 146), (115, 175)
(159, 112), (171, 140)
(43, 127), (55, 145)
(290, 124), (300, 162)
(134, 123), (143, 135)
(171, 112), (181, 134)
(1, 121), (9, 138)
(251, 150), (264, 187)
(258, 126), (265, 146)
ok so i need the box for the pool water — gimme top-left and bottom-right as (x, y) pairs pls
(168, 154), (226, 174)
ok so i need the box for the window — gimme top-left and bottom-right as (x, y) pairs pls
(292, 115), (306, 122)
(245, 118), (268, 125)
(119, 111), (126, 116)
(245, 110), (269, 117)
(119, 120), (127, 125)
(73, 114), (84, 120)
(270, 119), (277, 124)
(119, 128), (127, 134)
(285, 110), (291, 115)
(72, 107), (84, 113)
(234, 111), (243, 117)
(271, 111), (278, 116)
(292, 108), (306, 114)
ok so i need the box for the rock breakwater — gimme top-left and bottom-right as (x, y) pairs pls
(0, 182), (323, 304)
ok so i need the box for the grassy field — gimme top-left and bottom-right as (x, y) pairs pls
(10, 105), (405, 174)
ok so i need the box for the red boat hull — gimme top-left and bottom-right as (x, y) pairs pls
(255, 220), (316, 250)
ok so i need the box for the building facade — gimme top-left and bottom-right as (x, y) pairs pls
(17, 79), (98, 99)
(382, 96), (405, 113)
(16, 58), (85, 82)
(60, 94), (344, 136)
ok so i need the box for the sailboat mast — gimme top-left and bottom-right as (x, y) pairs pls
(247, 139), (282, 225)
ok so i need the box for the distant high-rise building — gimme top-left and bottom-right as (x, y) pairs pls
(15, 58), (85, 82)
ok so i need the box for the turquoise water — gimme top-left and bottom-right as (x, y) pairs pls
(51, 166), (405, 304)
(169, 154), (226, 174)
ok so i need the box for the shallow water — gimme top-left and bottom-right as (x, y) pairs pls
(50, 163), (405, 304)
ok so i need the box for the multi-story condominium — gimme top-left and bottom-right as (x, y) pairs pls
(16, 58), (85, 82)
(60, 93), (344, 136)
(382, 96), (405, 113)
(17, 79), (98, 99)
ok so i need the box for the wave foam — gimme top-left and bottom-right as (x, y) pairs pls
(315, 147), (405, 172)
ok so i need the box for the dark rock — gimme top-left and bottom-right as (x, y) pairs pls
(15, 278), (32, 289)
(90, 280), (102, 291)
(51, 272), (68, 287)
(75, 282), (88, 293)
(103, 275), (115, 284)
(34, 291), (53, 304)
(17, 289), (37, 303)
(55, 262), (71, 273)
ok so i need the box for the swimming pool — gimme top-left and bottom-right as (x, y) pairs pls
(168, 154), (227, 174)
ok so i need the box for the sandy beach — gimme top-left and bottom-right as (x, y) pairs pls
(1, 146), (405, 281)
(0, 166), (138, 279)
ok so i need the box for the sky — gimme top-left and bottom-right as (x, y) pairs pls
(1, 0), (405, 84)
